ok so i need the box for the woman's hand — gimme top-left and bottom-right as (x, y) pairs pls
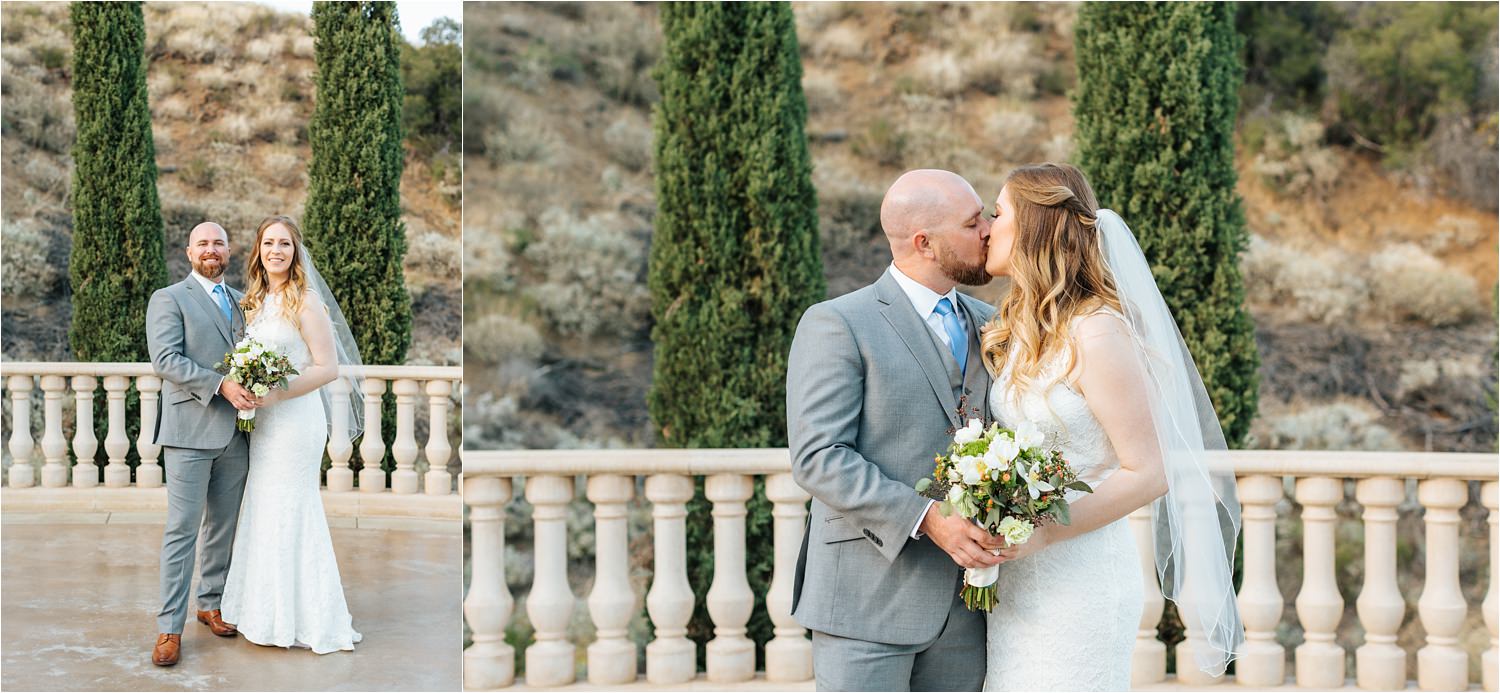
(259, 389), (283, 407)
(996, 524), (1052, 564)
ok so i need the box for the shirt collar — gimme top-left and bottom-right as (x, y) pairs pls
(889, 263), (960, 319)
(189, 270), (226, 296)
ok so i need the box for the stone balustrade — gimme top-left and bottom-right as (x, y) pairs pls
(462, 448), (1497, 691)
(1, 362), (461, 495)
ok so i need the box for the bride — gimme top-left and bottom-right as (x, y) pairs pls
(979, 164), (1243, 690)
(220, 215), (363, 654)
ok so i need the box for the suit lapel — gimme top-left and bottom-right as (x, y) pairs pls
(958, 293), (995, 422)
(875, 271), (961, 428)
(227, 286), (246, 341)
(181, 277), (234, 345)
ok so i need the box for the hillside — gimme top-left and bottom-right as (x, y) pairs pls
(1, 2), (461, 366)
(462, 2), (1497, 454)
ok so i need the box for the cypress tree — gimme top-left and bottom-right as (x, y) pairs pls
(1074, 2), (1260, 447)
(649, 1), (824, 666)
(305, 1), (411, 366)
(69, 2), (168, 482)
(69, 1), (168, 363)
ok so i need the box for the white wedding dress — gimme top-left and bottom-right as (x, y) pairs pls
(983, 310), (1143, 691)
(220, 293), (361, 654)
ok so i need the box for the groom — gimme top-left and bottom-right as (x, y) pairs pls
(145, 222), (258, 666)
(788, 170), (1005, 691)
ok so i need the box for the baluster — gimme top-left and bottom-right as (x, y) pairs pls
(325, 378), (354, 492)
(706, 473), (754, 683)
(357, 379), (386, 492)
(422, 380), (453, 496)
(463, 474), (515, 689)
(1236, 475), (1285, 687)
(390, 379), (419, 494)
(135, 376), (162, 487)
(7, 375), (36, 488)
(102, 376), (132, 487)
(586, 474), (637, 685)
(1482, 481), (1497, 692)
(1417, 479), (1469, 691)
(526, 475), (575, 687)
(1294, 477), (1346, 688)
(1130, 504), (1166, 685)
(1355, 477), (1406, 689)
(70, 375), (98, 488)
(765, 473), (812, 682)
(645, 473), (695, 685)
(39, 375), (68, 487)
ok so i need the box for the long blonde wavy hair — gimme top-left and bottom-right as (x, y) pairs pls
(240, 215), (310, 329)
(980, 163), (1123, 398)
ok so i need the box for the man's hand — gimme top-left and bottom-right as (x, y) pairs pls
(219, 380), (262, 411)
(919, 504), (1008, 569)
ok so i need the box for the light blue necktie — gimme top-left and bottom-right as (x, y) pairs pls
(933, 297), (967, 375)
(212, 284), (233, 325)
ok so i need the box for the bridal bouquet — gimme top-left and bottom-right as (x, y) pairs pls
(914, 414), (1093, 611)
(216, 337), (297, 432)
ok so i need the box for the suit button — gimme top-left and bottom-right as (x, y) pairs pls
(862, 528), (872, 538)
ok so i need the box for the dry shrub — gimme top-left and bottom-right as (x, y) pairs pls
(1, 218), (60, 301)
(290, 35), (315, 60)
(147, 70), (177, 103)
(795, 2), (858, 36)
(1242, 235), (1369, 324)
(20, 156), (68, 198)
(961, 34), (1041, 98)
(245, 36), (281, 63)
(404, 231), (460, 281)
(485, 116), (557, 165)
(911, 50), (964, 96)
(1249, 112), (1341, 197)
(1252, 398), (1404, 451)
(576, 3), (659, 106)
(196, 64), (231, 93)
(602, 114), (651, 172)
(259, 147), (303, 187)
(985, 106), (1042, 163)
(809, 23), (866, 61)
(1394, 356), (1485, 401)
(251, 102), (299, 143)
(465, 312), (545, 366)
(1368, 243), (1483, 327)
(464, 227), (516, 294)
(2, 67), (74, 154)
(520, 209), (650, 339)
(1423, 114), (1499, 211)
(1041, 132), (1074, 163)
(154, 94), (193, 121)
(801, 69), (842, 115)
(217, 113), (254, 144)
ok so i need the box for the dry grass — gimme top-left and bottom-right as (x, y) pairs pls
(1368, 243), (1484, 327)
(602, 114), (652, 172)
(217, 113), (254, 144)
(1250, 398), (1404, 451)
(1, 218), (60, 301)
(258, 147), (303, 187)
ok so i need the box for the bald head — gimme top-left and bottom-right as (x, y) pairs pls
(186, 222), (230, 280)
(880, 169), (980, 258)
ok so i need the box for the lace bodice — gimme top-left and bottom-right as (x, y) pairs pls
(246, 293), (313, 372)
(990, 314), (1123, 500)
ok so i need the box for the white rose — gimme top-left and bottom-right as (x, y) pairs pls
(251, 383), (270, 397)
(957, 455), (986, 486)
(997, 516), (1034, 545)
(947, 484), (966, 505)
(990, 433), (1020, 463)
(953, 418), (984, 445)
(946, 468), (962, 484)
(1014, 420), (1045, 449)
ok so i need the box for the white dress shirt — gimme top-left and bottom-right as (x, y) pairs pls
(887, 264), (970, 540)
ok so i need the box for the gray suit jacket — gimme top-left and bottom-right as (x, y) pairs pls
(145, 276), (246, 450)
(787, 268), (996, 646)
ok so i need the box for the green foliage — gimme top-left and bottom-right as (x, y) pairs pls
(401, 17), (460, 157)
(1325, 2), (1497, 149)
(649, 1), (824, 668)
(68, 1), (168, 363)
(1074, 1), (1260, 448)
(1235, 2), (1345, 111)
(305, 1), (411, 366)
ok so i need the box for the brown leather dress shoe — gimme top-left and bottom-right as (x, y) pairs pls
(152, 633), (180, 666)
(196, 609), (238, 637)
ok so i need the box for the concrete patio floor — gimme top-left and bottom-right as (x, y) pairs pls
(2, 515), (461, 691)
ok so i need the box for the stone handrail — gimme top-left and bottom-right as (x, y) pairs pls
(1, 361), (461, 495)
(461, 448), (1498, 690)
